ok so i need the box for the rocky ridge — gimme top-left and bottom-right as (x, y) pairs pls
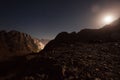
(0, 30), (44, 60)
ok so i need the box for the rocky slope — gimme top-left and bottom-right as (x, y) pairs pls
(0, 42), (120, 80)
(0, 30), (44, 60)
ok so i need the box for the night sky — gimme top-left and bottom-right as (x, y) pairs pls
(0, 0), (120, 39)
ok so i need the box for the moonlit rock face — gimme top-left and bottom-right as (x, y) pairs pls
(34, 39), (45, 50)
(0, 30), (44, 60)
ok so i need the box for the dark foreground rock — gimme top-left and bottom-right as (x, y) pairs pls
(0, 42), (120, 80)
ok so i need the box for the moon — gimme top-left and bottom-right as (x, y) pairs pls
(103, 16), (114, 24)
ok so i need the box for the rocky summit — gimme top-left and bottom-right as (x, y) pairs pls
(0, 19), (120, 80)
(0, 30), (44, 60)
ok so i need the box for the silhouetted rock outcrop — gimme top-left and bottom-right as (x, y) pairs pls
(0, 30), (44, 60)
(44, 18), (120, 50)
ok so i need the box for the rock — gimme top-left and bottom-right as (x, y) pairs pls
(95, 78), (101, 80)
(0, 30), (44, 60)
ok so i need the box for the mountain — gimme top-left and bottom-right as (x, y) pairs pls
(0, 30), (44, 60)
(36, 18), (120, 79)
(0, 18), (120, 80)
(44, 18), (120, 50)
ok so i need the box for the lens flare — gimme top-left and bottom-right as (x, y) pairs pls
(103, 16), (113, 24)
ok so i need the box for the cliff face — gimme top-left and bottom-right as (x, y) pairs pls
(0, 30), (44, 60)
